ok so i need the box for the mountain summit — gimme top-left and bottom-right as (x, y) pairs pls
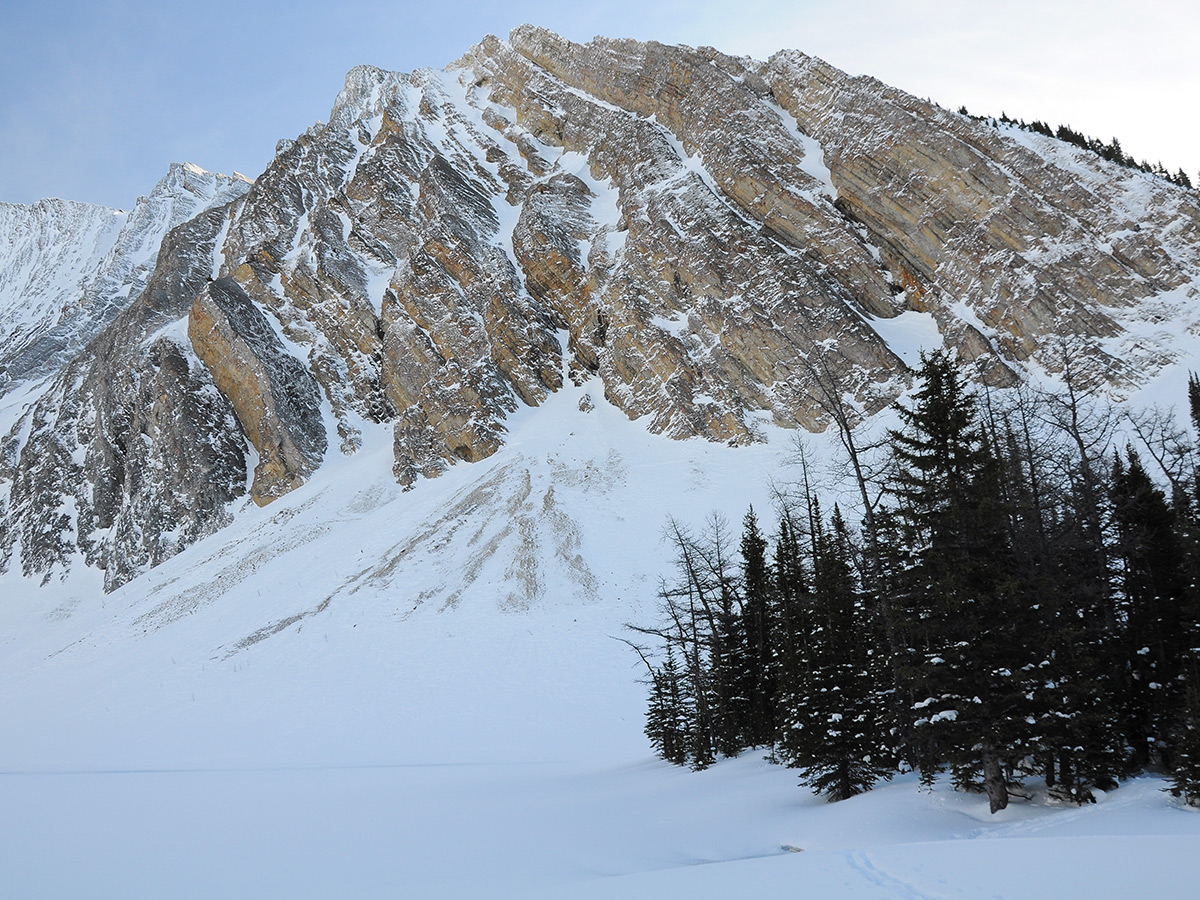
(1, 26), (1198, 591)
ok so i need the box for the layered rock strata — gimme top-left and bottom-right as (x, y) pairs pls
(2, 27), (1198, 589)
(761, 50), (1200, 383)
(189, 278), (326, 505)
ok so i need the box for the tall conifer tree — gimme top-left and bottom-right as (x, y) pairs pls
(740, 506), (776, 745)
(780, 505), (893, 799)
(884, 351), (1036, 812)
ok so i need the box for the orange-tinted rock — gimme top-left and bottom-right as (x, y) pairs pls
(188, 278), (326, 505)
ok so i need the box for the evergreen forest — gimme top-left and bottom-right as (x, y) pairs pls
(629, 352), (1200, 813)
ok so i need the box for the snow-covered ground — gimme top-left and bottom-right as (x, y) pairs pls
(2, 368), (1198, 899)
(4, 757), (1194, 899)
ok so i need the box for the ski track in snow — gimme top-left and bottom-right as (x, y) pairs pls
(846, 851), (949, 900)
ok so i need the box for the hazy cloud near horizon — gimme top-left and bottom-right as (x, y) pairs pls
(1, 0), (1194, 209)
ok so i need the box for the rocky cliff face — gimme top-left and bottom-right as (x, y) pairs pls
(188, 278), (327, 505)
(2, 27), (1198, 589)
(761, 51), (1200, 385)
(1, 202), (251, 589)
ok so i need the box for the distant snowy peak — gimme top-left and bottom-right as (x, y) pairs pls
(0, 198), (126, 372)
(105, 163), (252, 292)
(0, 163), (251, 391)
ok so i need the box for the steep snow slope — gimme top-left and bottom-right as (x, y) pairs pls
(2, 359), (1198, 899)
(0, 361), (793, 768)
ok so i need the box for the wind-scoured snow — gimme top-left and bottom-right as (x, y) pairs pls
(859, 309), (943, 368)
(0, 198), (126, 367)
(766, 98), (838, 201)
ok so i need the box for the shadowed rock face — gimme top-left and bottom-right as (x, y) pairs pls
(189, 278), (326, 505)
(2, 27), (1199, 589)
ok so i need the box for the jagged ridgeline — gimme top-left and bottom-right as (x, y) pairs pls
(2, 25), (1199, 591)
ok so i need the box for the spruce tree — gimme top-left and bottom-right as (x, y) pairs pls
(1170, 381), (1200, 797)
(884, 351), (1037, 812)
(646, 647), (689, 765)
(1039, 492), (1125, 798)
(740, 506), (776, 745)
(711, 571), (749, 758)
(991, 394), (1122, 800)
(1169, 657), (1200, 806)
(781, 505), (893, 799)
(1110, 448), (1188, 769)
(1188, 373), (1200, 435)
(771, 514), (810, 755)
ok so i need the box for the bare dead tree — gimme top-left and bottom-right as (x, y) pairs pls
(801, 351), (891, 562)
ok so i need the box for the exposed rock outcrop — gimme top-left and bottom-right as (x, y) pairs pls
(761, 50), (1200, 383)
(3, 27), (1199, 589)
(189, 278), (326, 505)
(1, 203), (249, 590)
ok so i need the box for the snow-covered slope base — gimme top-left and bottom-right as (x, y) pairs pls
(1, 369), (1197, 899)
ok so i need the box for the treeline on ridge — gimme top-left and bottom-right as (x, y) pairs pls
(629, 351), (1200, 813)
(957, 105), (1194, 190)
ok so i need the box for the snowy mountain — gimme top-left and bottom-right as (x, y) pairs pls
(1, 26), (1199, 899)
(0, 196), (127, 383)
(3, 27), (1199, 594)
(0, 162), (251, 391)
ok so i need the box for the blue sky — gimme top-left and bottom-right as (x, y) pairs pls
(1, 0), (1195, 209)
